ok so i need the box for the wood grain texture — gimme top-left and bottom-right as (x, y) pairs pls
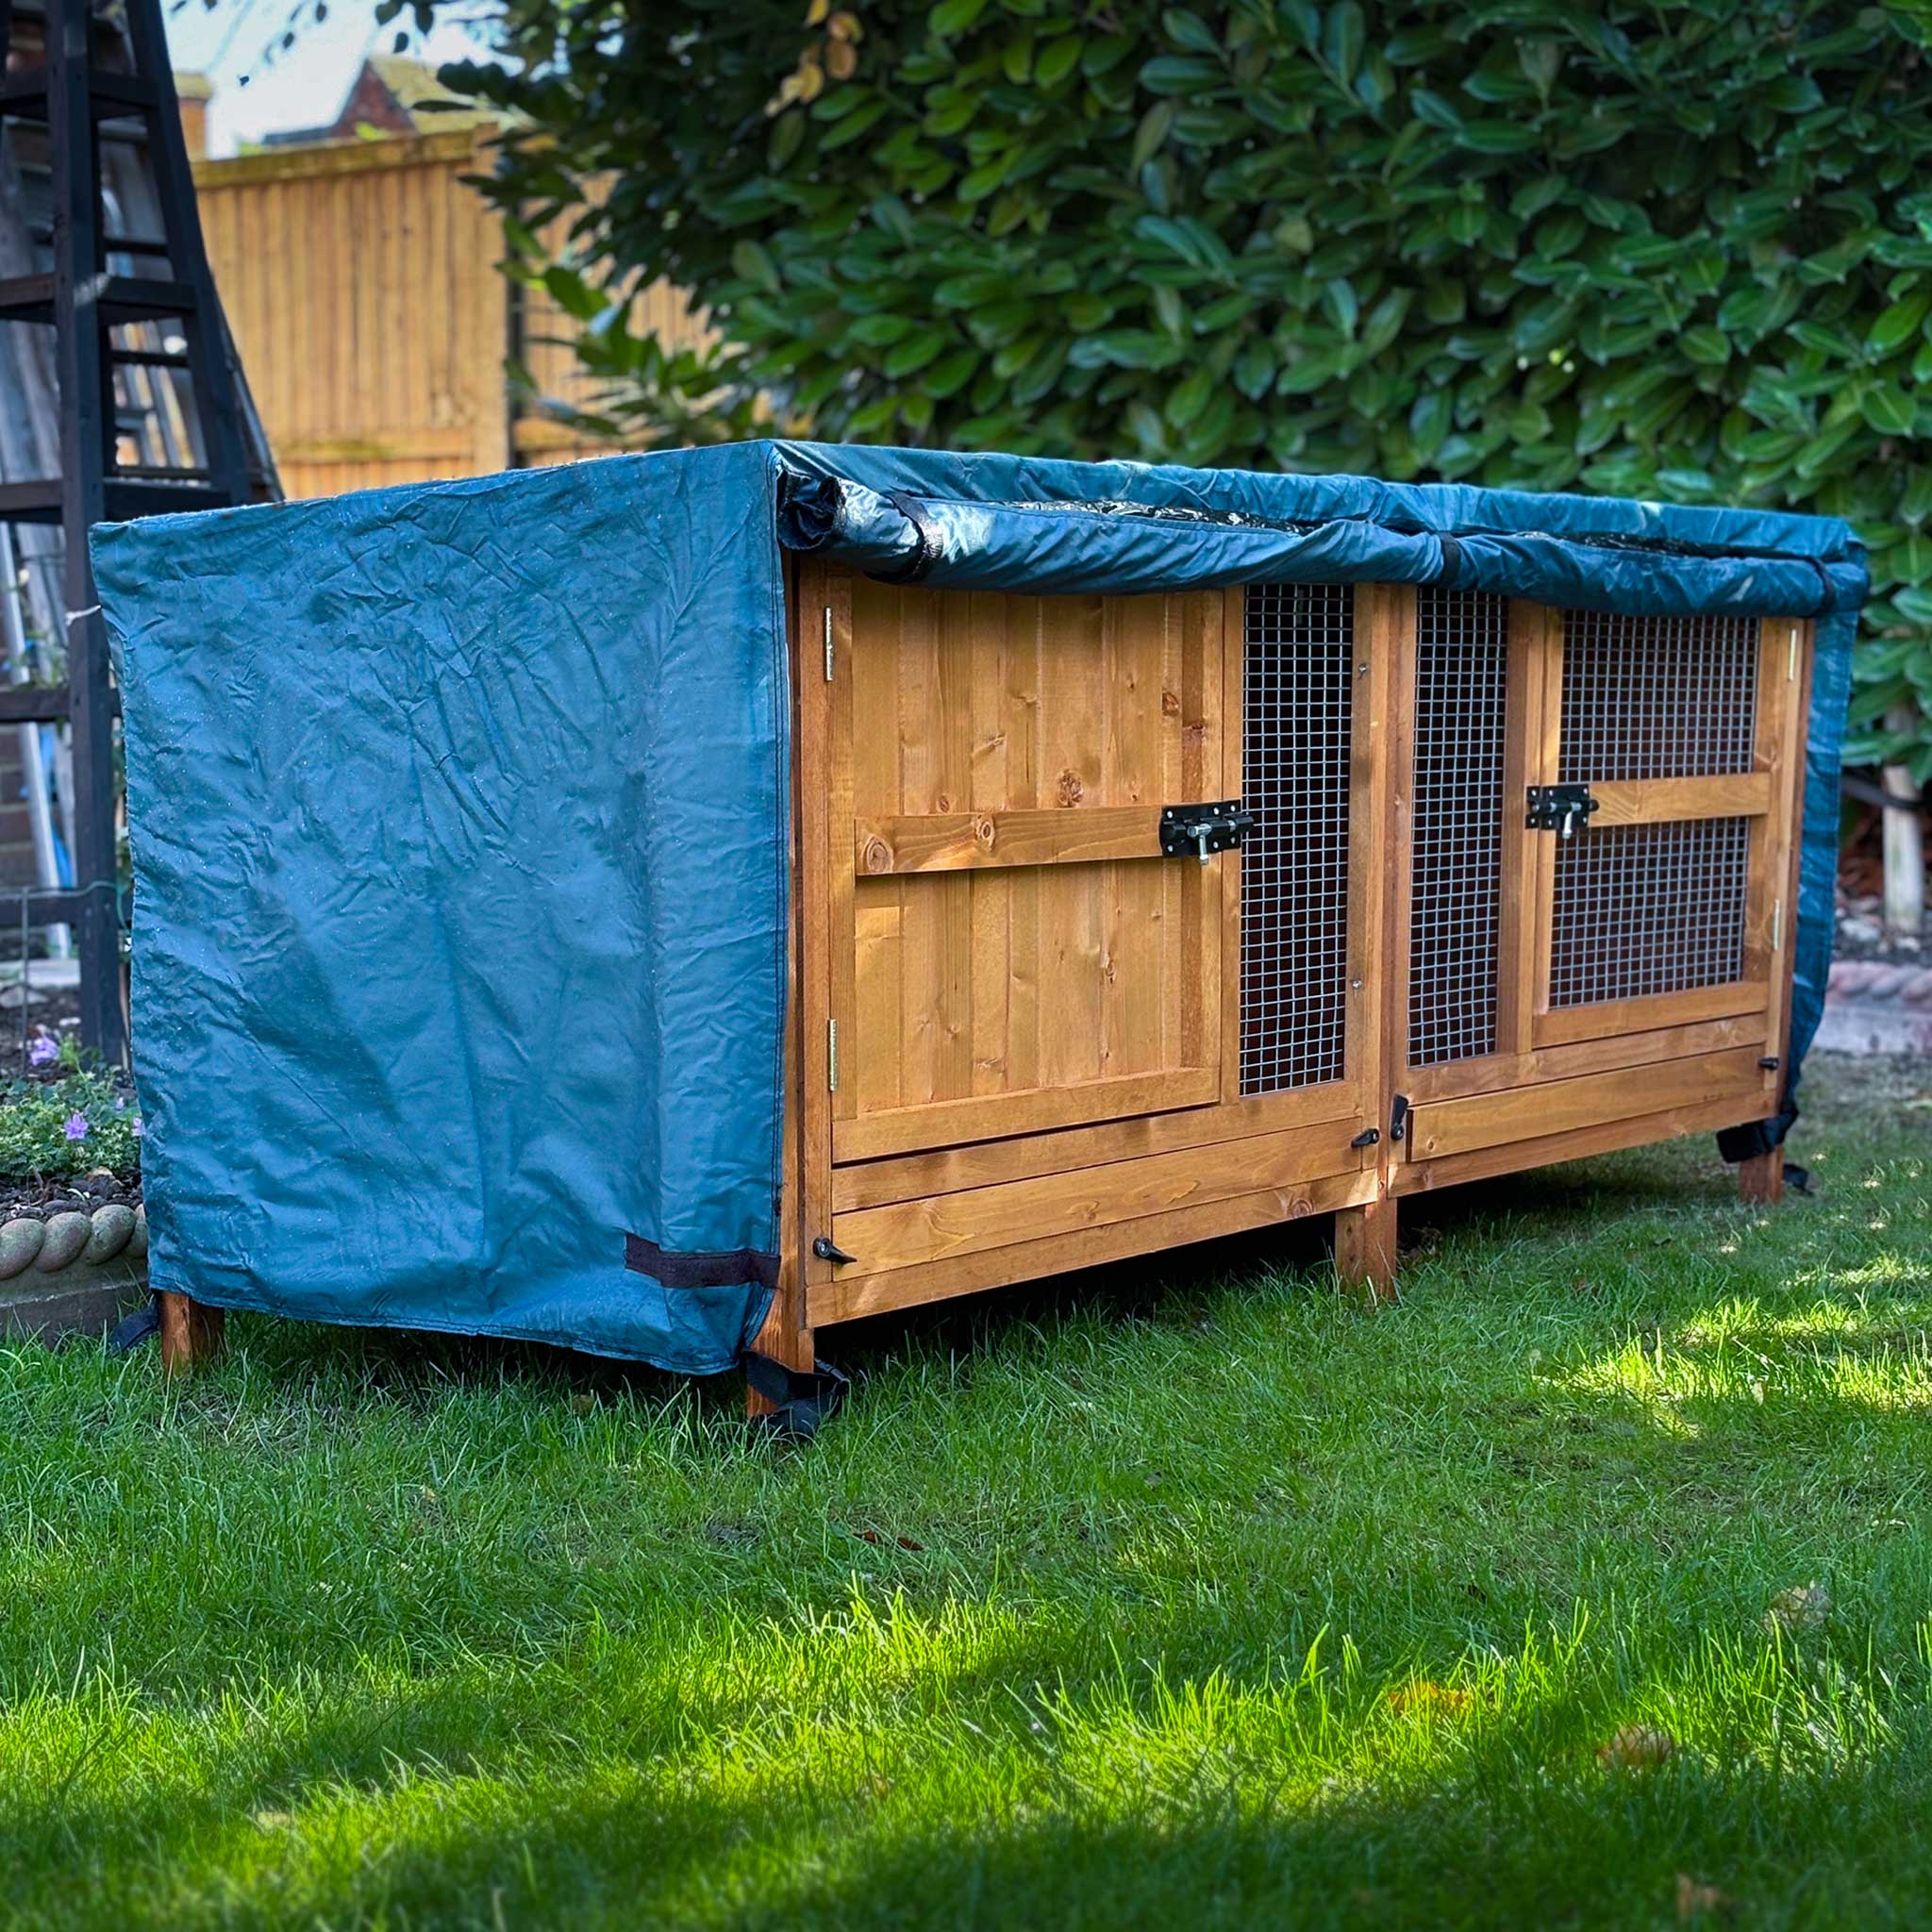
(1589, 774), (1771, 824)
(1532, 980), (1769, 1047)
(832, 1067), (1220, 1164)
(1408, 1045), (1771, 1160)
(832, 1120), (1371, 1274)
(752, 555), (816, 1403)
(1334, 1195), (1398, 1304)
(831, 580), (1227, 1157)
(1739, 1147), (1784, 1205)
(192, 134), (710, 497)
(1400, 1013), (1770, 1106)
(811, 1169), (1374, 1325)
(831, 1103), (1364, 1211)
(856, 806), (1165, 874)
(158, 1293), (225, 1375)
(1394, 1090), (1771, 1196)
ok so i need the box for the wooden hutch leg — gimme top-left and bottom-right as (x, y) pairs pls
(1335, 1195), (1399, 1303)
(1738, 1148), (1784, 1206)
(157, 1292), (225, 1374)
(747, 1257), (814, 1420)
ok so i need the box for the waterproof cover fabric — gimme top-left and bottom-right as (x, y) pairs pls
(93, 439), (1861, 1372)
(770, 442), (1861, 1154)
(96, 447), (791, 1372)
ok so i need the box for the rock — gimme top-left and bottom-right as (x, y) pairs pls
(128, 1205), (147, 1261)
(33, 1211), (92, 1273)
(82, 1204), (136, 1265)
(0, 1218), (45, 1280)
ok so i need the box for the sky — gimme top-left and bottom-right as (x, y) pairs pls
(160, 0), (499, 156)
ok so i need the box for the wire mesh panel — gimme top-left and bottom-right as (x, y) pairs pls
(1558, 610), (1758, 781)
(1240, 583), (1353, 1095)
(1407, 589), (1509, 1065)
(1548, 818), (1750, 1007)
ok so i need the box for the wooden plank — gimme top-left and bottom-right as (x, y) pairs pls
(1334, 1195), (1398, 1304)
(834, 1106), (1365, 1211)
(1739, 1147), (1783, 1205)
(1400, 1012), (1770, 1106)
(822, 578), (858, 1122)
(1533, 979), (1768, 1047)
(158, 1291), (225, 1374)
(1005, 594), (1043, 1094)
(931, 591), (975, 1104)
(794, 562), (837, 1306)
(1494, 600), (1546, 1058)
(1527, 606), (1564, 1024)
(1182, 589), (1224, 1081)
(1220, 589), (1244, 1099)
(811, 1169), (1374, 1326)
(835, 1121), (1364, 1276)
(1039, 594), (1108, 1091)
(832, 1065), (1219, 1163)
(969, 592), (1012, 1098)
(1589, 773), (1771, 825)
(751, 555), (814, 1399)
(848, 576), (900, 1121)
(855, 805), (1166, 874)
(1407, 1045), (1772, 1161)
(1393, 1090), (1771, 1197)
(1366, 583), (1408, 1154)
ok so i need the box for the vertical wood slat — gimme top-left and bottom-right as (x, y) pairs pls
(1358, 585), (1404, 1174)
(1494, 600), (1549, 1058)
(1526, 607), (1566, 1024)
(190, 133), (713, 499)
(1757, 618), (1815, 1077)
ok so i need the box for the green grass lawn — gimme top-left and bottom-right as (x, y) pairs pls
(2, 1053), (1929, 1931)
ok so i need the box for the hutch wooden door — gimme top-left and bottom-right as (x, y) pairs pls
(1394, 592), (1809, 1174)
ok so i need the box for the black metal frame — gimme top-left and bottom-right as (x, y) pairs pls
(0, 0), (249, 1061)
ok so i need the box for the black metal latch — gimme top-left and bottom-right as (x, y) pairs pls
(1525, 783), (1599, 839)
(1160, 801), (1253, 863)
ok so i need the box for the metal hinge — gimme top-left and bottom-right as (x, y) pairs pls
(1772, 897), (1784, 954)
(1525, 783), (1599, 838)
(823, 606), (834, 681)
(1158, 800), (1253, 863)
(1788, 625), (1799, 681)
(1351, 1126), (1381, 1148)
(826, 1017), (838, 1091)
(1389, 1093), (1411, 1143)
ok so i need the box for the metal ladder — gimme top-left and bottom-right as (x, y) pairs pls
(0, 0), (263, 1060)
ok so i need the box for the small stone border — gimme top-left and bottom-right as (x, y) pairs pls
(0, 1203), (149, 1343)
(1817, 958), (1932, 1056)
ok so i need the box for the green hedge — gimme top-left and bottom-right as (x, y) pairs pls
(448, 0), (1932, 778)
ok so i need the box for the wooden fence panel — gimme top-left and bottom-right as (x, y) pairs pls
(193, 132), (711, 498)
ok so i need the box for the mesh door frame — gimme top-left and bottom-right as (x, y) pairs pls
(1527, 609), (1806, 1052)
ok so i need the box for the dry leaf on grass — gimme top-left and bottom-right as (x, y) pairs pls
(1598, 1724), (1677, 1770)
(1387, 1679), (1477, 1721)
(1764, 1580), (1831, 1635)
(1675, 1872), (1732, 1920)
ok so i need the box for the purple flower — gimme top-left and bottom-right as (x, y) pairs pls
(27, 1035), (57, 1068)
(62, 1112), (88, 1142)
(131, 1118), (143, 1139)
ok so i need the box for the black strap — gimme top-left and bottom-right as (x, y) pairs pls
(625, 1233), (779, 1291)
(1437, 531), (1462, 584)
(742, 1350), (849, 1440)
(108, 1296), (158, 1353)
(1784, 1161), (1815, 1195)
(868, 491), (942, 585)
